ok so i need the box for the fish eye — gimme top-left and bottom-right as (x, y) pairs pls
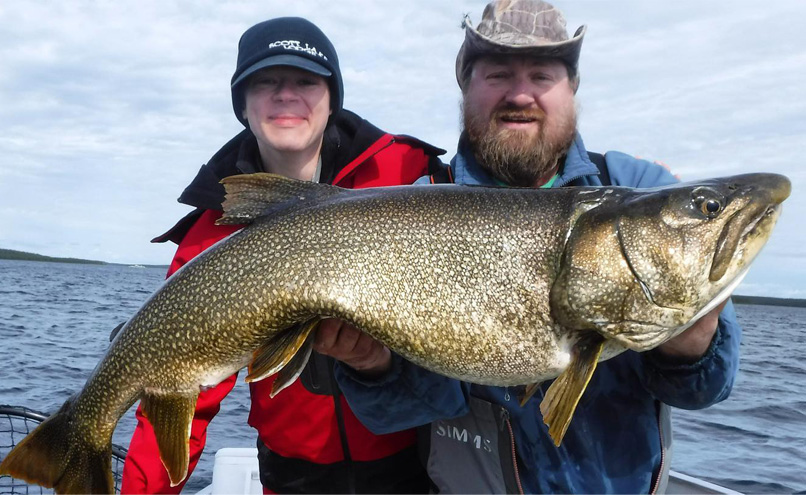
(691, 188), (724, 218)
(702, 199), (721, 215)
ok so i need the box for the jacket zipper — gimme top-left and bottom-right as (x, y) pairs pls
(650, 403), (666, 494)
(501, 409), (524, 495)
(332, 136), (397, 186)
(328, 359), (357, 493)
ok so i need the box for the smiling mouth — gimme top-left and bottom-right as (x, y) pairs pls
(269, 116), (306, 126)
(500, 116), (538, 124)
(496, 110), (542, 127)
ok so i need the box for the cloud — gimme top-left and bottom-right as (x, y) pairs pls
(0, 1), (803, 298)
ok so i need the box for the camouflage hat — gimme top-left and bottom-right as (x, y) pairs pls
(456, 0), (586, 89)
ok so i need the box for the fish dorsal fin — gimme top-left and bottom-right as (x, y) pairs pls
(217, 173), (345, 225)
(140, 392), (198, 486)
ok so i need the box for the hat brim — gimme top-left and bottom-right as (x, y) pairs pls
(231, 54), (332, 88)
(457, 21), (586, 88)
(467, 22), (585, 65)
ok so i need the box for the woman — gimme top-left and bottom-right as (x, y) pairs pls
(121, 17), (444, 494)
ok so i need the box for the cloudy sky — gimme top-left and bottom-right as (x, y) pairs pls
(1, 1), (803, 298)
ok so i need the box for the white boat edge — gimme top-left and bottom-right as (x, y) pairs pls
(194, 448), (744, 495)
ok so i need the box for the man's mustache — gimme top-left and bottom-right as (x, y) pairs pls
(491, 105), (545, 125)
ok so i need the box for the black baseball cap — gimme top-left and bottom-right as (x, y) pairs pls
(231, 17), (344, 126)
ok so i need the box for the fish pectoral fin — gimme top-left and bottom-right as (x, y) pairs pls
(217, 173), (345, 225)
(539, 333), (605, 446)
(141, 392), (198, 487)
(246, 318), (320, 385)
(519, 382), (542, 407)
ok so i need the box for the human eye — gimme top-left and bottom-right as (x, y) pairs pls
(298, 77), (319, 87)
(487, 71), (510, 81)
(532, 72), (554, 83)
(252, 75), (278, 87)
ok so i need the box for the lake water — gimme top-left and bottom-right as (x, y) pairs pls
(0, 260), (804, 494)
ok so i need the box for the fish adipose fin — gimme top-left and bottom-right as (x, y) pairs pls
(0, 397), (114, 494)
(217, 173), (345, 225)
(246, 318), (319, 395)
(540, 333), (605, 446)
(141, 393), (198, 487)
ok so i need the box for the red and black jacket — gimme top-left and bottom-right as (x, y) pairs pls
(121, 109), (445, 494)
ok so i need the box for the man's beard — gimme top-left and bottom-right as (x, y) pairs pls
(463, 101), (577, 187)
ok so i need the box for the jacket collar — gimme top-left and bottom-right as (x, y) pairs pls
(176, 109), (396, 211)
(450, 131), (599, 187)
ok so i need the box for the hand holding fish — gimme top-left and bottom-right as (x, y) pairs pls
(656, 298), (730, 362)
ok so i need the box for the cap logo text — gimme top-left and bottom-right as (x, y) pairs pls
(268, 40), (328, 60)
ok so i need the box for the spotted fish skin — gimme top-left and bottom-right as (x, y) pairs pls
(0, 172), (790, 493)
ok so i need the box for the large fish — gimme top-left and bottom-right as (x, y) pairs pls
(0, 172), (790, 493)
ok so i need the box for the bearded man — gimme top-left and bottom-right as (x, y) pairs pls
(317, 1), (742, 493)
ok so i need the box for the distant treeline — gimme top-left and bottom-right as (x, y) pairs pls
(731, 295), (806, 308)
(0, 248), (169, 269)
(0, 248), (106, 265)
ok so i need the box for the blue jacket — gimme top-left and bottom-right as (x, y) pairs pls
(335, 133), (741, 494)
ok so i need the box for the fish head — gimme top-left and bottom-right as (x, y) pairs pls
(551, 173), (790, 351)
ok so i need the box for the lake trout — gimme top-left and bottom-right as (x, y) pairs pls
(0, 172), (790, 493)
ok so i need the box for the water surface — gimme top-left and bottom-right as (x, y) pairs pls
(0, 260), (803, 493)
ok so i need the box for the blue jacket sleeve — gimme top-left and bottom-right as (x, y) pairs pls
(334, 353), (471, 434)
(604, 151), (679, 188)
(641, 301), (741, 409)
(605, 151), (742, 409)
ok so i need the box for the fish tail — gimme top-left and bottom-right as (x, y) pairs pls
(0, 399), (114, 494)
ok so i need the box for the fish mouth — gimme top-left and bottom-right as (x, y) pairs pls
(710, 202), (781, 282)
(710, 173), (790, 281)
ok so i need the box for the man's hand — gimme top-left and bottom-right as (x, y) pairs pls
(656, 298), (729, 362)
(314, 318), (392, 377)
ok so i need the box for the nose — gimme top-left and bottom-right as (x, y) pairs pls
(273, 80), (299, 101)
(504, 76), (537, 108)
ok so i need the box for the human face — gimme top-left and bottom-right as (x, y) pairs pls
(463, 55), (578, 187)
(242, 66), (331, 158)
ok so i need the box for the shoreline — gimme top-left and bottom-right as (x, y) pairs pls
(0, 248), (166, 269)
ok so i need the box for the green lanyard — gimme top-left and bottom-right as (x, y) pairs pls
(493, 174), (559, 189)
(540, 174), (559, 188)
(494, 174), (558, 188)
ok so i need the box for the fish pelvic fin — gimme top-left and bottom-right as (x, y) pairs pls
(539, 333), (606, 446)
(270, 330), (315, 397)
(217, 173), (345, 225)
(246, 318), (319, 393)
(140, 392), (198, 487)
(0, 398), (114, 494)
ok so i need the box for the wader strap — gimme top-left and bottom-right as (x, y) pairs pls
(429, 161), (454, 184)
(587, 152), (610, 185)
(653, 402), (674, 494)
